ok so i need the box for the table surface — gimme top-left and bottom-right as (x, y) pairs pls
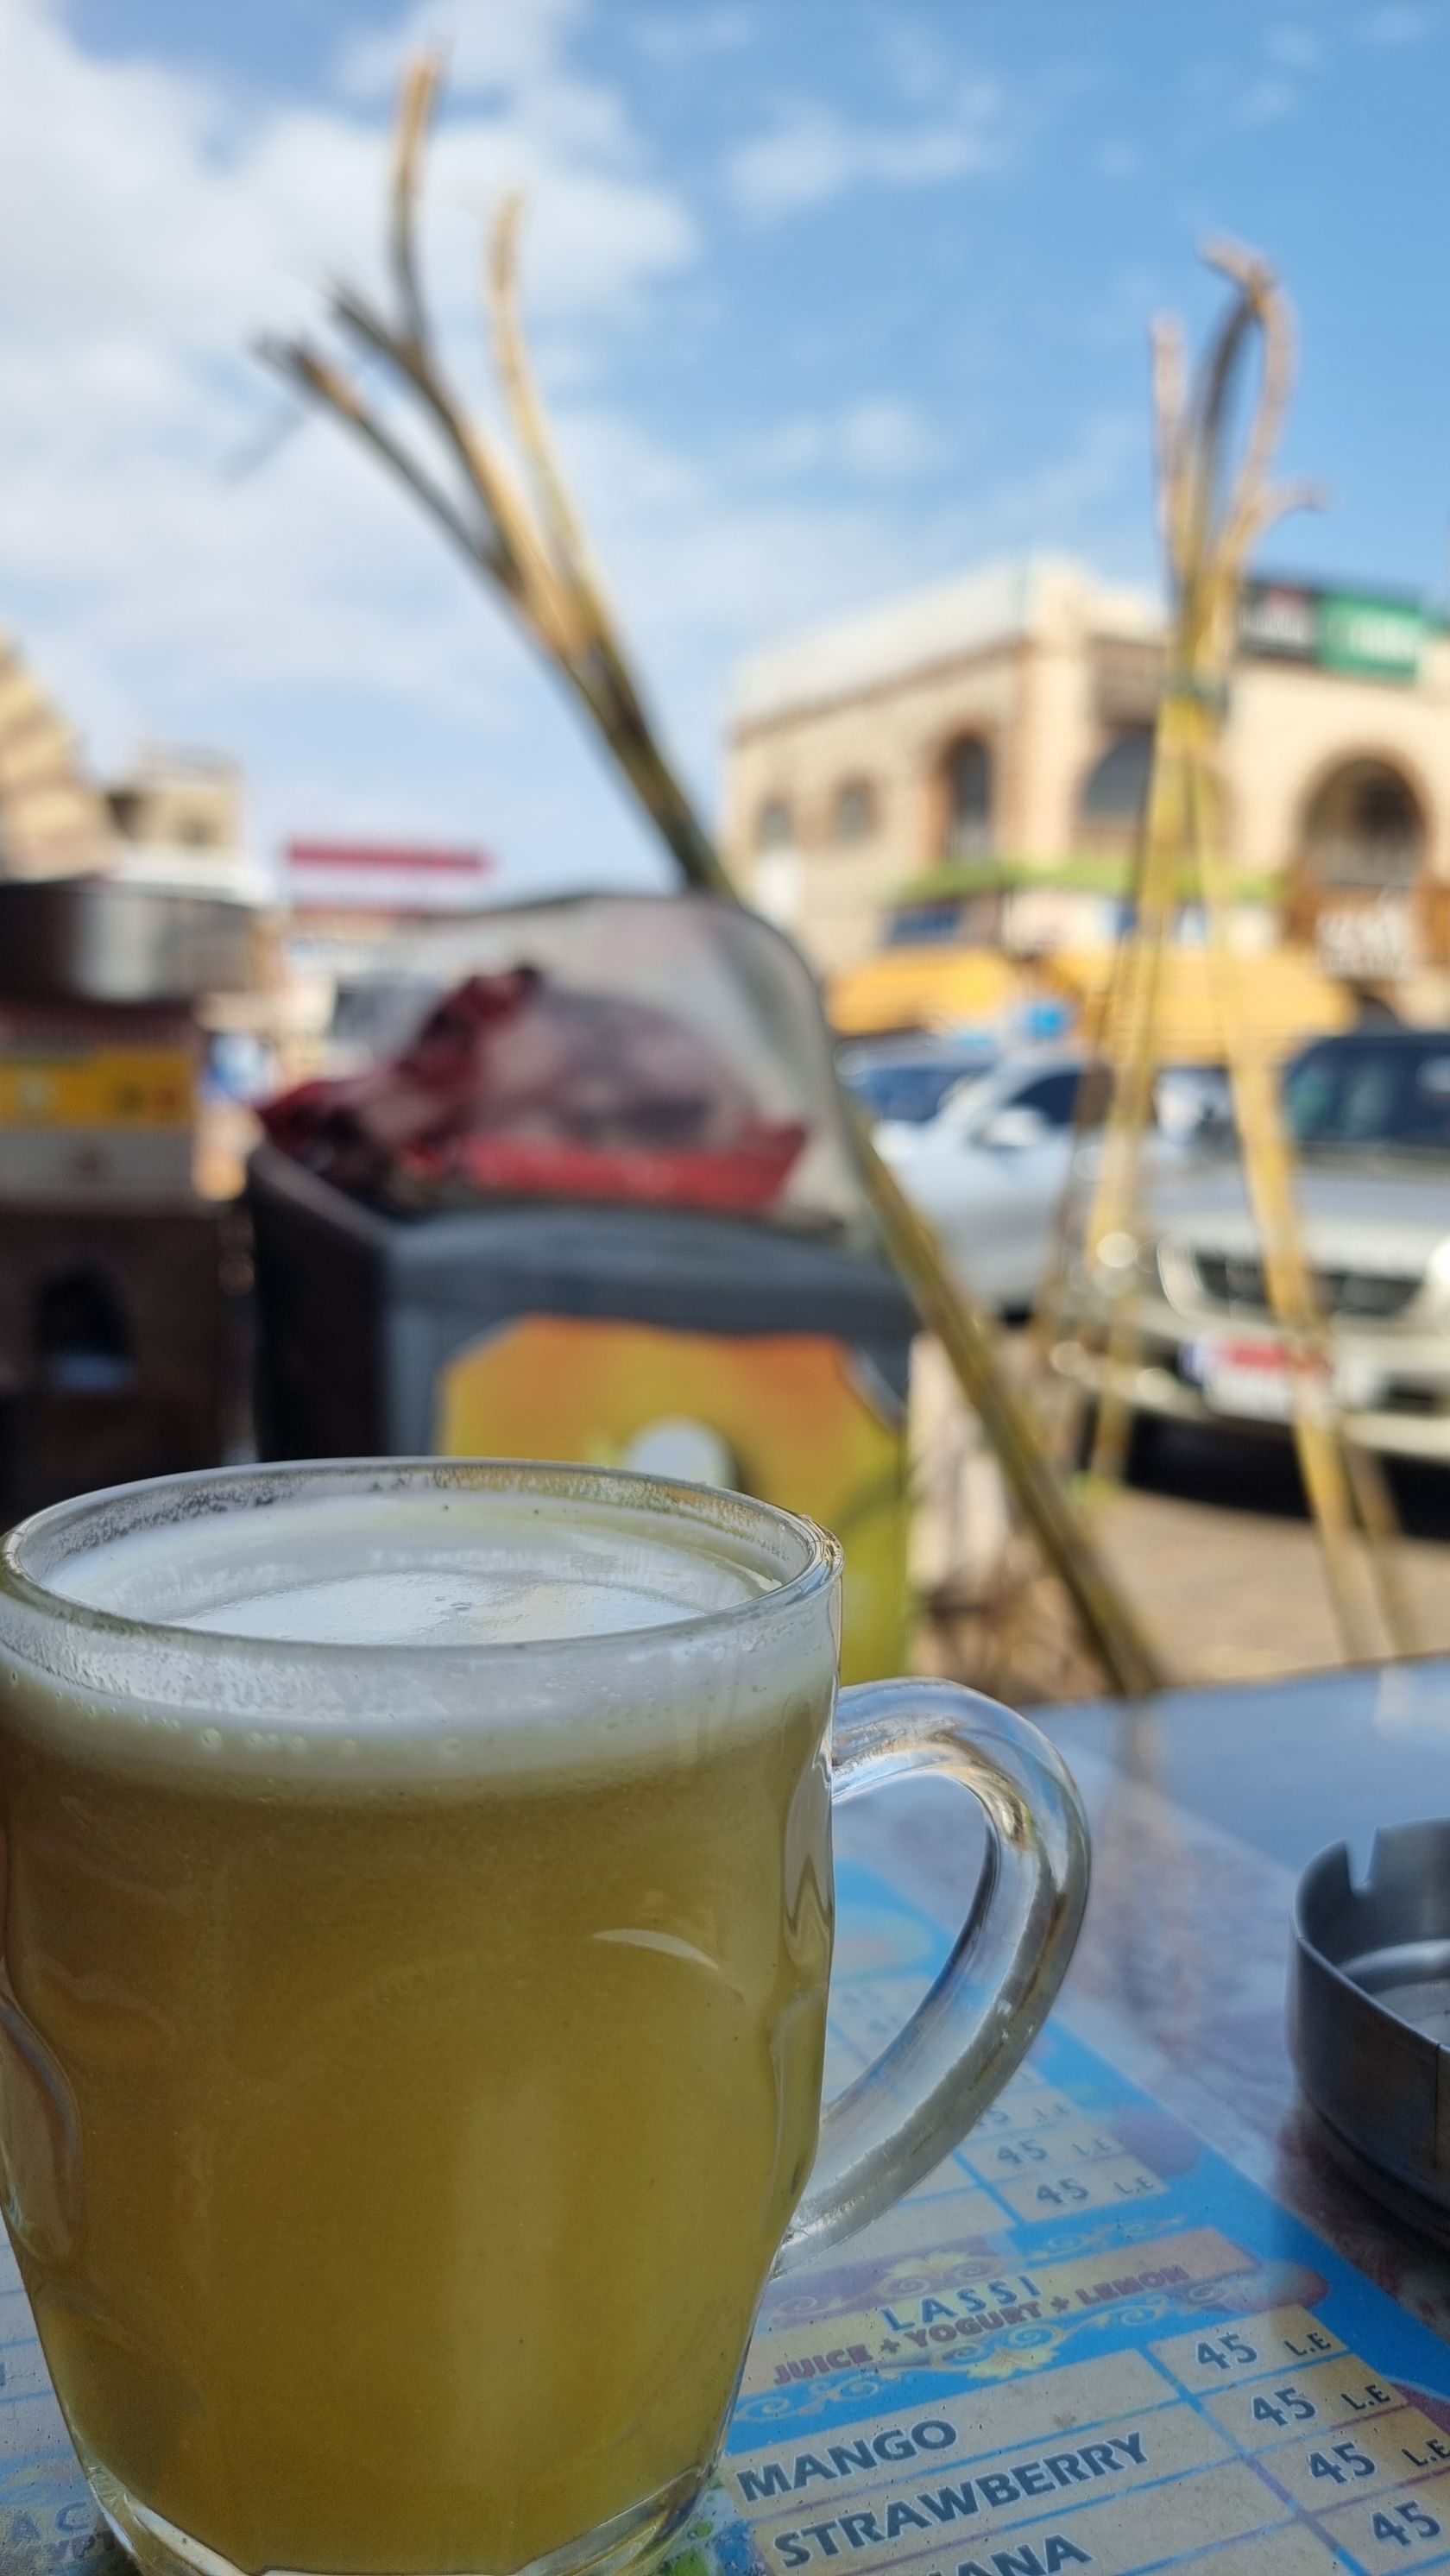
(1045, 1657), (1450, 1875)
(4, 1660), (1450, 2576)
(1036, 1657), (1450, 2337)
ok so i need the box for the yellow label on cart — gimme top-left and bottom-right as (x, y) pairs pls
(0, 1045), (194, 1131)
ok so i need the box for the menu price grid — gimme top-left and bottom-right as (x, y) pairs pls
(671, 1864), (1450, 2576)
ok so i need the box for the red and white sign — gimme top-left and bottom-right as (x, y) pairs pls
(287, 841), (496, 916)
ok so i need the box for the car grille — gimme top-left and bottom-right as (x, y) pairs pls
(1181, 1248), (1421, 1322)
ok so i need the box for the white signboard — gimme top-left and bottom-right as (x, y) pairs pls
(1314, 897), (1420, 981)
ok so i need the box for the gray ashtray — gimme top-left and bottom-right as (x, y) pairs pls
(1291, 1820), (1450, 2246)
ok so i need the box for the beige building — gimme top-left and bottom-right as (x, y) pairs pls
(0, 622), (111, 879)
(104, 746), (272, 905)
(105, 744), (243, 856)
(726, 555), (1450, 988)
(0, 628), (268, 906)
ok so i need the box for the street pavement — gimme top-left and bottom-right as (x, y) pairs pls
(1100, 1420), (1450, 1683)
(909, 1339), (1450, 1697)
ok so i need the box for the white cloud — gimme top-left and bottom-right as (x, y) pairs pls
(725, 85), (1006, 220)
(1094, 141), (1140, 180)
(743, 401), (940, 484)
(1359, 3), (1434, 36)
(0, 0), (709, 881)
(976, 411), (1145, 550)
(341, 0), (590, 102)
(0, 0), (695, 354)
(1265, 25), (1321, 66)
(632, 9), (755, 64)
(839, 401), (940, 480)
(560, 408), (925, 641)
(1237, 76), (1297, 124)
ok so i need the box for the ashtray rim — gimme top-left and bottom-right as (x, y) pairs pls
(1291, 1816), (1450, 2232)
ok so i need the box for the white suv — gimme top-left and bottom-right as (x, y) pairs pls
(875, 1050), (1220, 1315)
(1054, 1032), (1450, 1460)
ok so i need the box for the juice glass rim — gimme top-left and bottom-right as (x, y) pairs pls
(0, 1458), (842, 1739)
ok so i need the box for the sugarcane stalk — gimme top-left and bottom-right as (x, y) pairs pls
(1187, 733), (1417, 1657)
(259, 52), (1169, 1695)
(1082, 698), (1192, 1483)
(1067, 239), (1415, 1664)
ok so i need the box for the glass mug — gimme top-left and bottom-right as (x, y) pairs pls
(0, 1462), (1088, 2576)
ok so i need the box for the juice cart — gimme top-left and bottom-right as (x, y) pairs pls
(249, 893), (914, 1682)
(0, 877), (258, 1520)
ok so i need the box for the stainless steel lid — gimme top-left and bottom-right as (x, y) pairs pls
(0, 877), (260, 1004)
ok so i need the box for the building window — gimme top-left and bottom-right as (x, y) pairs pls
(831, 779), (877, 844)
(942, 738), (993, 857)
(104, 787), (142, 839)
(1079, 726), (1155, 843)
(1302, 759), (1425, 892)
(756, 796), (794, 851)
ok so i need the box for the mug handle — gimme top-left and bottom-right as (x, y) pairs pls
(775, 1679), (1090, 2275)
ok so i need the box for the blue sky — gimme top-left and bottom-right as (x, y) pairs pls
(2, 0), (1447, 893)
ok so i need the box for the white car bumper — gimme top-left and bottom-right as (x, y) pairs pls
(1052, 1297), (1450, 1463)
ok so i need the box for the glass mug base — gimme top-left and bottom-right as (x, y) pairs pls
(91, 2453), (710, 2576)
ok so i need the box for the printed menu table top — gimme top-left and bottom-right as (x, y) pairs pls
(4, 1660), (1450, 2575)
(682, 1658), (1450, 2576)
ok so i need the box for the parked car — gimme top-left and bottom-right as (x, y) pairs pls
(1055, 1029), (1450, 1461)
(836, 1034), (997, 1127)
(874, 1048), (1220, 1314)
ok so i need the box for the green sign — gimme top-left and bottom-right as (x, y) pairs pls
(1318, 589), (1423, 680)
(1239, 578), (1424, 682)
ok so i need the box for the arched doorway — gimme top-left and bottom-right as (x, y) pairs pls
(1302, 758), (1424, 893)
(1298, 757), (1428, 982)
(941, 737), (993, 858)
(1077, 725), (1154, 849)
(831, 777), (878, 844)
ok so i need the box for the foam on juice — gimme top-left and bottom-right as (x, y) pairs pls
(0, 1477), (830, 1787)
(50, 1492), (771, 1645)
